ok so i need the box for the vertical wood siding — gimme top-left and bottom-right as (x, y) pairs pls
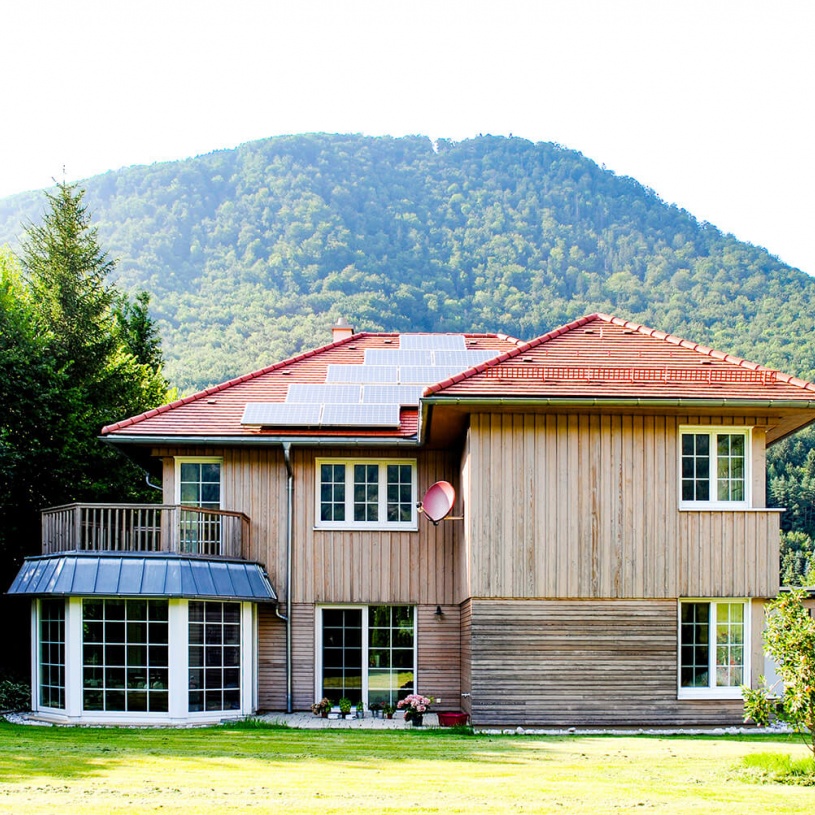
(291, 447), (460, 605)
(158, 446), (461, 606)
(417, 605), (461, 706)
(467, 414), (780, 599)
(468, 599), (748, 727)
(257, 603), (315, 711)
(257, 605), (286, 710)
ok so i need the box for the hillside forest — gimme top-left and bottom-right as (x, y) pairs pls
(0, 133), (814, 590)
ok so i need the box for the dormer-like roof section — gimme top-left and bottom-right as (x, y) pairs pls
(102, 331), (522, 442)
(423, 314), (815, 402)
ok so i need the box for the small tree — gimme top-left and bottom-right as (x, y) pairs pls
(742, 589), (815, 755)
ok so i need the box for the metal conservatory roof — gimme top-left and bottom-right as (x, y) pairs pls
(7, 552), (277, 602)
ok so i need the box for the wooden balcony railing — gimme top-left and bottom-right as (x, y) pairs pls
(41, 504), (250, 559)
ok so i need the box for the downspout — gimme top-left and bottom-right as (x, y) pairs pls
(277, 442), (294, 713)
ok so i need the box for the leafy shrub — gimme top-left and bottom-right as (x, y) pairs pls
(0, 678), (31, 711)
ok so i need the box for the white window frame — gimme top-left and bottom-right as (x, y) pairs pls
(314, 605), (418, 708)
(315, 459), (418, 530)
(174, 457), (223, 507)
(677, 598), (751, 700)
(678, 426), (751, 510)
(31, 597), (255, 724)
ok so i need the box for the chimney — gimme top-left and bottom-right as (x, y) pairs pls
(332, 317), (354, 343)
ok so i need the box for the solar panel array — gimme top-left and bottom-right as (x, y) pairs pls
(241, 335), (501, 429)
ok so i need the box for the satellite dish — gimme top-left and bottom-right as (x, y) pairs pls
(420, 481), (457, 525)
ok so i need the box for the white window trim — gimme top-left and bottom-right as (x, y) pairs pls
(315, 458), (418, 531)
(678, 426), (751, 510)
(174, 457), (223, 507)
(314, 605), (418, 708)
(677, 598), (751, 700)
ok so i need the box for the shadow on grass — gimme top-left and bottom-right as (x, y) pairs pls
(0, 719), (554, 783)
(1, 719), (804, 786)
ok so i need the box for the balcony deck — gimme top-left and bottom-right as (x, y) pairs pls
(41, 504), (250, 560)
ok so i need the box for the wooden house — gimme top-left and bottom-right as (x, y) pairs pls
(10, 313), (815, 726)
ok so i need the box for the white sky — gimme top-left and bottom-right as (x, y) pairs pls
(1, 0), (813, 274)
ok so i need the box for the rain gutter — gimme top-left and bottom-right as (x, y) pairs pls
(277, 442), (294, 714)
(101, 435), (419, 447)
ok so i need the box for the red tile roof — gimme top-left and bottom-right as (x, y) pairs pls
(102, 315), (815, 444)
(102, 332), (521, 439)
(423, 314), (815, 401)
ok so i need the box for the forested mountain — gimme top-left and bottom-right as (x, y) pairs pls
(0, 133), (813, 395)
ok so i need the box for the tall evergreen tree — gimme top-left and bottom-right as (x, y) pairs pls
(0, 185), (171, 626)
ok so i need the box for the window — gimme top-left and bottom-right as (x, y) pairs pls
(176, 458), (223, 554)
(83, 599), (169, 712)
(316, 460), (417, 529)
(319, 606), (415, 707)
(188, 601), (241, 712)
(39, 599), (65, 709)
(678, 600), (749, 699)
(680, 428), (749, 507)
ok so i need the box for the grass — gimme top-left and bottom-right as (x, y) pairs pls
(2, 722), (815, 814)
(739, 751), (815, 785)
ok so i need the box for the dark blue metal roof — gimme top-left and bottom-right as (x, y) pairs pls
(7, 552), (277, 602)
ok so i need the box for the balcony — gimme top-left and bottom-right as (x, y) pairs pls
(41, 504), (250, 559)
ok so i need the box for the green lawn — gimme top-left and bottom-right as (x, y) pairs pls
(1, 721), (814, 814)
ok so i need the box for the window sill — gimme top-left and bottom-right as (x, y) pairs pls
(677, 688), (744, 701)
(315, 524), (419, 533)
(678, 505), (782, 512)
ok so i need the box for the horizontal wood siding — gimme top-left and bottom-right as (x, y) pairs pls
(417, 605), (461, 706)
(468, 413), (778, 599)
(292, 448), (460, 605)
(469, 599), (746, 727)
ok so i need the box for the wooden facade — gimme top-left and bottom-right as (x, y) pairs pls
(157, 408), (783, 724)
(466, 599), (759, 727)
(464, 413), (780, 601)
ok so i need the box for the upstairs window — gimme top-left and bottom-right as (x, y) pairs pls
(176, 458), (223, 554)
(680, 428), (749, 508)
(316, 460), (417, 530)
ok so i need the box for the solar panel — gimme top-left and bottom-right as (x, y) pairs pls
(401, 334), (467, 350)
(326, 365), (399, 383)
(362, 385), (424, 405)
(434, 350), (499, 367)
(365, 349), (435, 366)
(321, 403), (401, 427)
(241, 403), (322, 426)
(399, 366), (466, 383)
(287, 384), (362, 403)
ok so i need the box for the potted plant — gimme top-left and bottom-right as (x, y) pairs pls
(311, 697), (332, 718)
(396, 694), (434, 726)
(382, 703), (395, 719)
(338, 697), (352, 718)
(355, 700), (365, 719)
(369, 701), (383, 719)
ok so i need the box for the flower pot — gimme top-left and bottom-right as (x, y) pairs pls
(437, 712), (469, 727)
(320, 711), (328, 719)
(410, 714), (424, 727)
